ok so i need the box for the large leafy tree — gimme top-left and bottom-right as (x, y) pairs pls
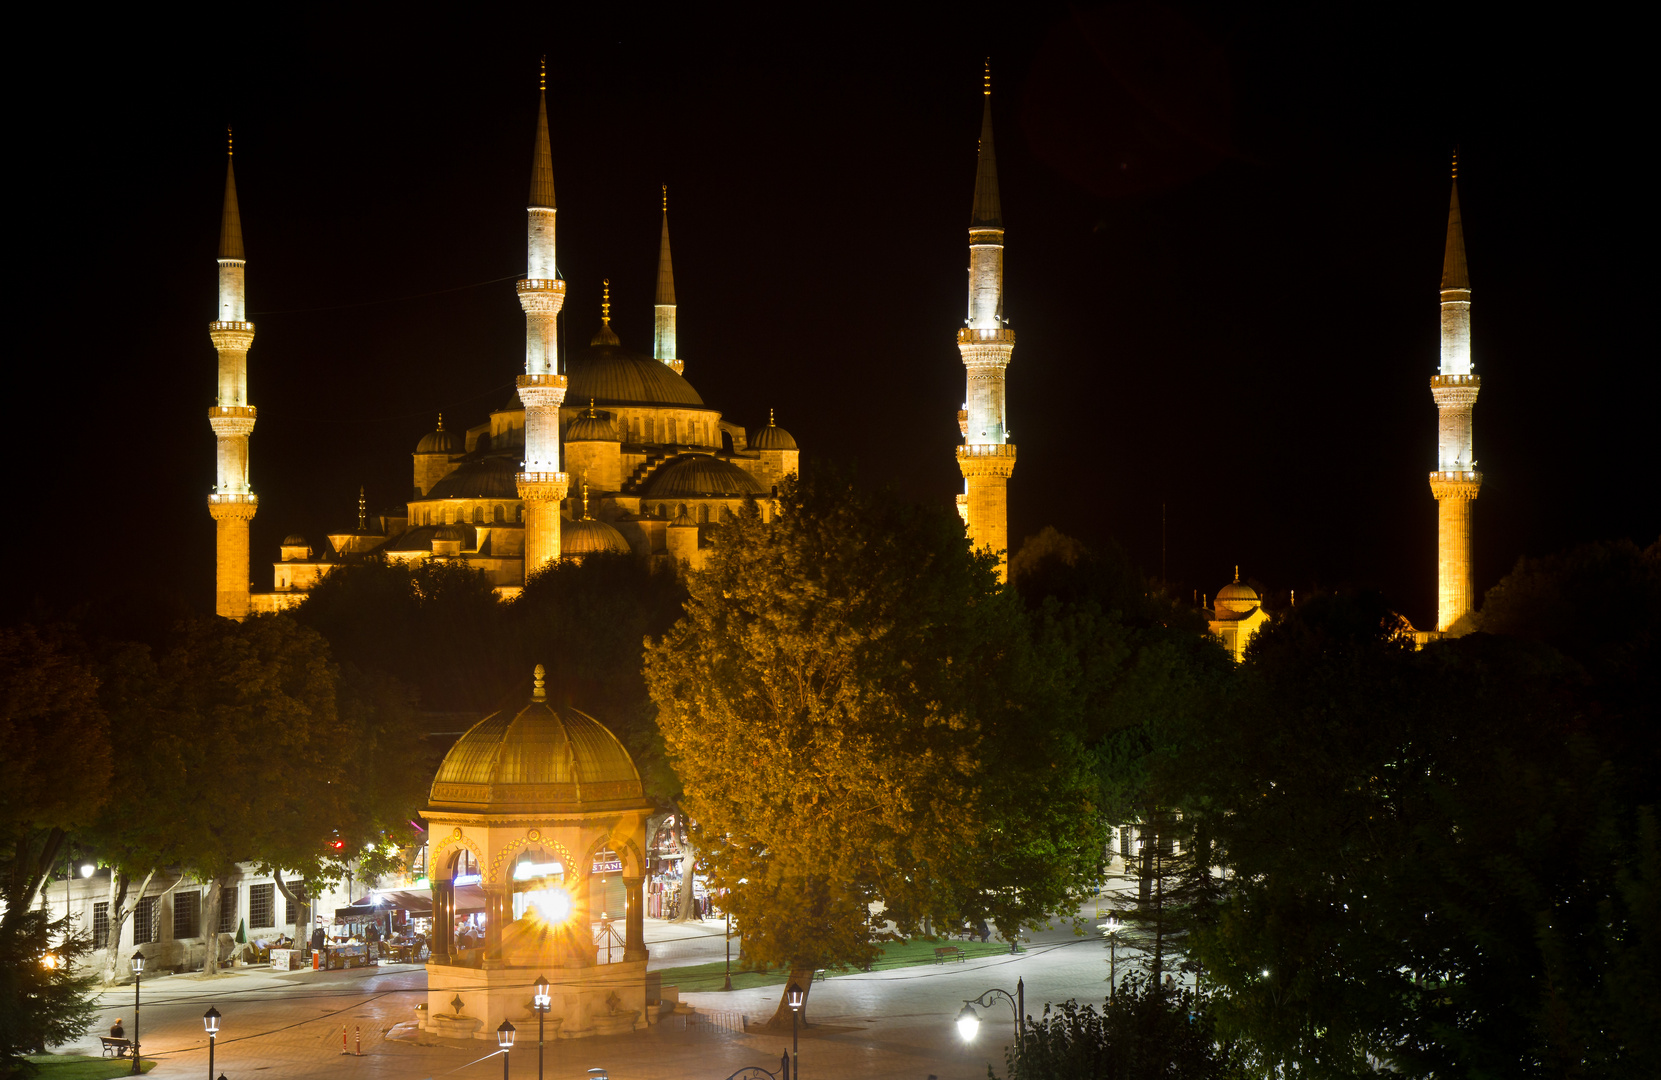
(646, 467), (1101, 1028)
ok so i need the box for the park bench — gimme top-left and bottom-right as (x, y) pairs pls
(933, 946), (965, 964)
(100, 1037), (133, 1058)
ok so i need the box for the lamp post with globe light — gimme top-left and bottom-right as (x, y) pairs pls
(128, 951), (145, 1075)
(954, 977), (1025, 1056)
(1102, 914), (1123, 997)
(203, 1007), (220, 1079)
(533, 974), (551, 1080)
(497, 1020), (516, 1080)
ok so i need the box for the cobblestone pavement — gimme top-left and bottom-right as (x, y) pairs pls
(65, 900), (1147, 1079)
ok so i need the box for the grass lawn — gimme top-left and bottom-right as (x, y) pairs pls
(658, 937), (1012, 993)
(24, 1055), (155, 1077)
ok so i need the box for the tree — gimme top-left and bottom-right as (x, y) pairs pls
(991, 975), (1245, 1080)
(646, 466), (1097, 1029)
(0, 626), (106, 1069)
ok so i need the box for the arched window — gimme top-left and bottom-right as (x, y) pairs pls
(448, 848), (479, 883)
(494, 504), (505, 523)
(472, 506), (483, 524)
(509, 847), (568, 922)
(698, 504), (710, 524)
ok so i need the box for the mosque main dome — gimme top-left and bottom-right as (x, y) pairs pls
(429, 666), (647, 814)
(566, 342), (705, 408)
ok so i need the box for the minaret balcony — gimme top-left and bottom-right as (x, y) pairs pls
(209, 320), (255, 331)
(957, 442), (1017, 479)
(1428, 471), (1482, 500)
(1430, 373), (1479, 388)
(957, 327), (1016, 345)
(208, 492), (259, 520)
(517, 472), (570, 503)
(209, 406), (257, 420)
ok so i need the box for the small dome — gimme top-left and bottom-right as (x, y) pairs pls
(428, 666), (648, 814)
(281, 533), (310, 547)
(562, 517), (632, 557)
(1216, 581), (1258, 602)
(566, 411), (619, 443)
(669, 507), (697, 528)
(416, 416), (464, 455)
(641, 454), (767, 499)
(748, 420), (797, 451)
(433, 524), (466, 542)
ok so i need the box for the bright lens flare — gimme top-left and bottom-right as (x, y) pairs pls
(956, 1005), (980, 1042)
(528, 887), (572, 922)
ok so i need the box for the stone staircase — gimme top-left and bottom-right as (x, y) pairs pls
(622, 452), (671, 494)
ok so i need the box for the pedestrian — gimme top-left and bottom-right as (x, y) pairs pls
(109, 1018), (125, 1039)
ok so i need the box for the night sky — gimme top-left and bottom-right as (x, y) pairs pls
(13, 7), (1651, 629)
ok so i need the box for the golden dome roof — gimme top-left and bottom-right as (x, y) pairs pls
(748, 409), (797, 450)
(563, 517), (631, 557)
(428, 665), (647, 814)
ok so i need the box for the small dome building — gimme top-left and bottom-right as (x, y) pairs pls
(1208, 567), (1271, 662)
(421, 665), (652, 1040)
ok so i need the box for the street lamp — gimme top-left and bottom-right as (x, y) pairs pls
(203, 1007), (221, 1079)
(723, 907), (733, 991)
(787, 982), (804, 1080)
(129, 951), (145, 1075)
(533, 974), (551, 1080)
(955, 977), (1025, 1052)
(1102, 915), (1122, 997)
(497, 1019), (516, 1080)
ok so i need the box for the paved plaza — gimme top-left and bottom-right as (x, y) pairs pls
(63, 900), (1143, 1079)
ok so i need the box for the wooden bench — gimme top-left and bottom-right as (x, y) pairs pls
(99, 1037), (133, 1058)
(933, 946), (965, 964)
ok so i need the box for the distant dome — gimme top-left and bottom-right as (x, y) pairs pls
(566, 411), (619, 443)
(428, 668), (647, 814)
(748, 414), (797, 451)
(1214, 570), (1260, 617)
(1216, 581), (1259, 603)
(426, 457), (519, 500)
(567, 343), (705, 407)
(641, 454), (767, 499)
(281, 533), (310, 547)
(416, 417), (464, 455)
(562, 517), (631, 557)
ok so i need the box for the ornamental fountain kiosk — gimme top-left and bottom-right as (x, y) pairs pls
(420, 665), (653, 1039)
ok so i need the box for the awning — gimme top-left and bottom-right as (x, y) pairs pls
(373, 889), (434, 915)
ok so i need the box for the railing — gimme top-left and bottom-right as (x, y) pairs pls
(209, 320), (254, 331)
(208, 406), (257, 419)
(1428, 470), (1481, 482)
(517, 373), (568, 388)
(957, 327), (1015, 344)
(207, 492), (258, 503)
(1430, 373), (1479, 387)
(718, 1056), (790, 1080)
(516, 278), (565, 291)
(957, 443), (1017, 457)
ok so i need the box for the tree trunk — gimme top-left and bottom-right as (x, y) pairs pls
(274, 869), (308, 958)
(202, 878), (224, 975)
(758, 967), (815, 1033)
(102, 868), (156, 986)
(672, 815), (699, 923)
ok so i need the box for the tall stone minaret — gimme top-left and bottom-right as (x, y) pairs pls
(208, 128), (257, 620)
(654, 185), (682, 374)
(955, 61), (1016, 580)
(1429, 154), (1481, 631)
(517, 60), (569, 577)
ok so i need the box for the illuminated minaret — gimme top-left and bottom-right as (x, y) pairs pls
(1429, 154), (1481, 631)
(654, 185), (682, 374)
(517, 60), (569, 577)
(955, 61), (1016, 580)
(207, 128), (257, 620)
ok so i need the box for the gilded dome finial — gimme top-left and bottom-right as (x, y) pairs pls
(581, 471), (591, 519)
(588, 397), (596, 417)
(769, 407), (776, 426)
(532, 663), (546, 701)
(436, 412), (444, 431)
(358, 486), (367, 531)
(601, 278), (611, 325)
(1234, 565), (1240, 584)
(984, 57), (991, 97)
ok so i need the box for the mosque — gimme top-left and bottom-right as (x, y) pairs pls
(207, 68), (802, 619)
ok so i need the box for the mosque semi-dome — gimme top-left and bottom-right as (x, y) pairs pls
(748, 417), (798, 451)
(562, 516), (631, 557)
(281, 533), (309, 547)
(566, 342), (705, 408)
(428, 666), (647, 813)
(425, 457), (520, 501)
(641, 453), (768, 499)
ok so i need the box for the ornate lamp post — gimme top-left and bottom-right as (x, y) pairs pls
(203, 1006), (221, 1079)
(1102, 915), (1123, 997)
(954, 977), (1025, 1054)
(533, 974), (551, 1080)
(128, 951), (145, 1075)
(497, 1019), (516, 1080)
(787, 982), (805, 1080)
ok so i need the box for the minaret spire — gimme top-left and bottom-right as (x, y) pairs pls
(207, 131), (258, 619)
(955, 59), (1017, 581)
(1429, 153), (1481, 632)
(654, 185), (683, 374)
(516, 60), (570, 578)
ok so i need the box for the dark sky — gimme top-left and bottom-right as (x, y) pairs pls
(12, 6), (1651, 628)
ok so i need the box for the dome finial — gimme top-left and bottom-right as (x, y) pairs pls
(581, 471), (591, 519)
(436, 412), (444, 431)
(588, 397), (596, 417)
(358, 486), (367, 531)
(984, 57), (991, 97)
(532, 663), (546, 701)
(769, 407), (776, 426)
(1234, 565), (1240, 584)
(601, 278), (611, 325)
